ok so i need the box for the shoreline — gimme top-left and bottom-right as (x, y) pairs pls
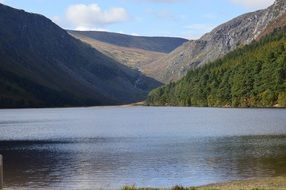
(123, 176), (286, 190)
(199, 176), (286, 190)
(0, 101), (286, 110)
(1, 105), (285, 110)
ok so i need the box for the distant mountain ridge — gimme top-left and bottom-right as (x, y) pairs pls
(69, 32), (167, 79)
(0, 3), (161, 108)
(151, 0), (286, 83)
(68, 30), (188, 53)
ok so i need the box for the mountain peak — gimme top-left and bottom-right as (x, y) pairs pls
(151, 0), (286, 83)
(0, 3), (161, 107)
(274, 0), (285, 4)
(272, 0), (286, 9)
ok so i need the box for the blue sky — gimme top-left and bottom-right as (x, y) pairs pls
(0, 0), (275, 39)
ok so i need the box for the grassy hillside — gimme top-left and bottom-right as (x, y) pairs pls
(69, 32), (166, 76)
(68, 30), (188, 53)
(122, 176), (286, 190)
(146, 27), (286, 108)
(0, 4), (161, 108)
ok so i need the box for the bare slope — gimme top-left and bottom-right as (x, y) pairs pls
(152, 0), (286, 83)
(257, 13), (286, 40)
(68, 30), (188, 53)
(69, 32), (166, 78)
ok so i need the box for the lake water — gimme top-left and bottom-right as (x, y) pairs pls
(0, 107), (286, 190)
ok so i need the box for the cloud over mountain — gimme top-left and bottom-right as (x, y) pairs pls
(66, 4), (128, 29)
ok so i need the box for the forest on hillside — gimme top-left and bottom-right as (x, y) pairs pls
(147, 27), (286, 107)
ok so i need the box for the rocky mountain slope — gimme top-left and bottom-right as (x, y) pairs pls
(69, 32), (166, 77)
(68, 30), (187, 53)
(0, 3), (161, 108)
(257, 13), (286, 40)
(151, 0), (286, 83)
(147, 27), (286, 107)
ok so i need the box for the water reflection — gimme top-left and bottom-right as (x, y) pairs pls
(0, 136), (286, 189)
(0, 107), (286, 189)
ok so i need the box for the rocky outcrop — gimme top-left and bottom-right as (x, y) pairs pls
(256, 13), (286, 40)
(152, 0), (286, 83)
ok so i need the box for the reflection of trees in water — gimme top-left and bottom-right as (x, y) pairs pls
(205, 136), (286, 179)
(0, 136), (286, 189)
(0, 141), (69, 188)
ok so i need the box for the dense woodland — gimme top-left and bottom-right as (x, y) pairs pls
(147, 27), (286, 107)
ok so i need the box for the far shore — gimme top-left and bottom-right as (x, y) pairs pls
(124, 102), (286, 109)
(1, 102), (286, 110)
(122, 176), (286, 190)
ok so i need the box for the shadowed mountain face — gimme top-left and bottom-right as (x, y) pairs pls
(0, 4), (161, 108)
(151, 0), (286, 83)
(68, 30), (188, 53)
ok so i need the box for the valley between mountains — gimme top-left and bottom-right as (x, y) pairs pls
(0, 0), (285, 108)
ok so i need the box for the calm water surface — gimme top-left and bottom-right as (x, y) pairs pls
(0, 107), (285, 189)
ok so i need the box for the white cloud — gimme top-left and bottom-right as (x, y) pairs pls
(52, 15), (72, 29)
(66, 4), (128, 29)
(0, 0), (5, 3)
(230, 0), (275, 9)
